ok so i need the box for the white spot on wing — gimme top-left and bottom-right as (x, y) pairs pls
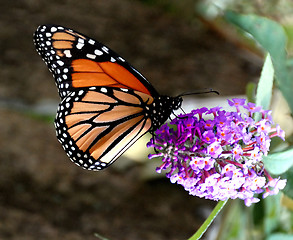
(100, 87), (107, 93)
(76, 42), (84, 49)
(51, 27), (57, 32)
(89, 39), (95, 45)
(64, 50), (72, 58)
(94, 49), (103, 56)
(102, 46), (109, 53)
(57, 60), (64, 66)
(86, 53), (96, 59)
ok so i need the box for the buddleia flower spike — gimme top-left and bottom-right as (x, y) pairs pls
(147, 98), (286, 206)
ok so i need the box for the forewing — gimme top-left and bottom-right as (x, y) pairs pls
(55, 87), (153, 170)
(33, 24), (158, 99)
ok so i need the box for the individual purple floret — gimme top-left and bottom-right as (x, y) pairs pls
(147, 98), (286, 206)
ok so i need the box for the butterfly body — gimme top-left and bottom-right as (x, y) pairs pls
(33, 24), (182, 170)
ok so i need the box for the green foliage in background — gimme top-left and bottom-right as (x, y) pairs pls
(217, 11), (293, 240)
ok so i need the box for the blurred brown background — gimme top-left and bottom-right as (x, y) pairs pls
(0, 1), (260, 239)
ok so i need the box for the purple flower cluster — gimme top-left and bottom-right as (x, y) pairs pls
(147, 98), (286, 206)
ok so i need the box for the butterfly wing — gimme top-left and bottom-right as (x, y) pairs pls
(56, 87), (153, 170)
(33, 24), (159, 99)
(33, 24), (161, 170)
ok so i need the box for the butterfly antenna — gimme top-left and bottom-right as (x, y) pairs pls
(180, 106), (186, 114)
(175, 89), (218, 117)
(176, 88), (219, 98)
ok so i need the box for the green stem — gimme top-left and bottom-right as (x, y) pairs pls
(187, 200), (228, 240)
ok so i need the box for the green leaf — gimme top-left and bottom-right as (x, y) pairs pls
(255, 54), (274, 110)
(284, 24), (293, 54)
(225, 11), (293, 113)
(282, 167), (293, 199)
(264, 194), (281, 235)
(225, 11), (286, 63)
(267, 233), (293, 240)
(263, 148), (293, 175)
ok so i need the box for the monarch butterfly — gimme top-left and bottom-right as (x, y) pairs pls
(33, 24), (182, 171)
